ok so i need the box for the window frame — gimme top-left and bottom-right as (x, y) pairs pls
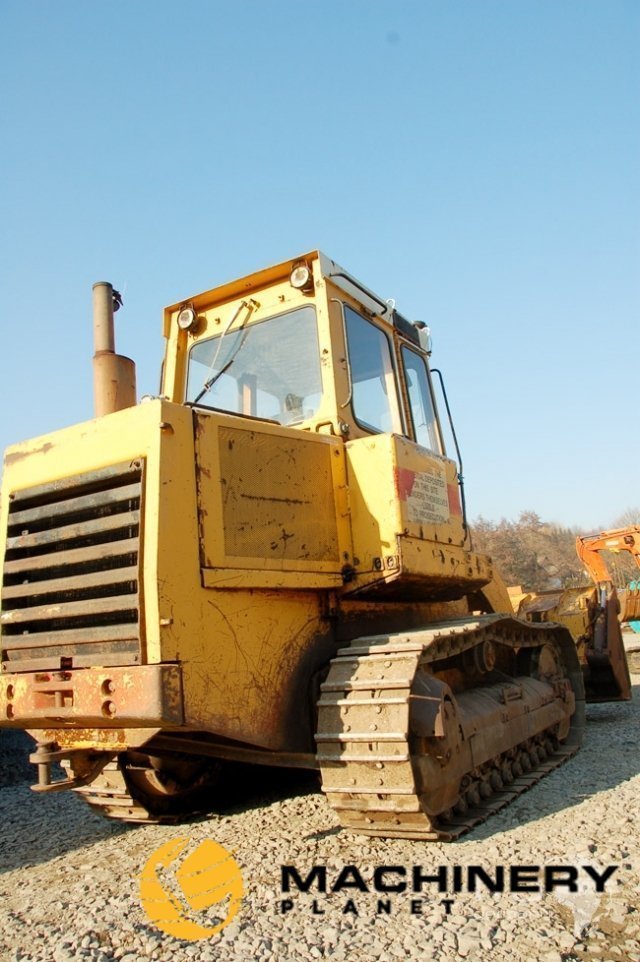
(400, 344), (445, 455)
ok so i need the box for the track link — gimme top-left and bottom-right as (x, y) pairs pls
(316, 615), (585, 840)
(65, 760), (179, 824)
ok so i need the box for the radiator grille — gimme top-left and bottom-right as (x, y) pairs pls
(1, 461), (144, 671)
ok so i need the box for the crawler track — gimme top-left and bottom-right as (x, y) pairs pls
(317, 615), (585, 840)
(67, 759), (178, 824)
(68, 749), (222, 823)
(68, 760), (165, 823)
(70, 616), (585, 836)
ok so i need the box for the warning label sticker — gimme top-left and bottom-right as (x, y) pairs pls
(403, 465), (450, 525)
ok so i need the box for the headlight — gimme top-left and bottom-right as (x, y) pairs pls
(290, 262), (313, 292)
(177, 305), (197, 330)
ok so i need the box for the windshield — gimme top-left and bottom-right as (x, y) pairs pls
(186, 305), (323, 425)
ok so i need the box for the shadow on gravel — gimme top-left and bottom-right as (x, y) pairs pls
(210, 761), (321, 814)
(0, 760), (320, 874)
(0, 729), (37, 788)
(0, 785), (135, 874)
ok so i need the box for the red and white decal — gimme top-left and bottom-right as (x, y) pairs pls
(395, 463), (450, 525)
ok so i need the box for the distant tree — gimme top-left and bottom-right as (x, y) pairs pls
(471, 511), (583, 591)
(518, 510), (543, 530)
(611, 507), (640, 527)
(472, 506), (640, 592)
(598, 551), (639, 587)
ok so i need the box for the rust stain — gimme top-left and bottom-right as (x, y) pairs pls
(43, 727), (131, 749)
(240, 494), (309, 505)
(5, 442), (53, 466)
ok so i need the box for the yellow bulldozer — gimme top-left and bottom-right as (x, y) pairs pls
(0, 252), (585, 840)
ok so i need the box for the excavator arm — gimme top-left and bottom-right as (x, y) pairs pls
(576, 526), (640, 586)
(516, 526), (635, 702)
(573, 526), (638, 701)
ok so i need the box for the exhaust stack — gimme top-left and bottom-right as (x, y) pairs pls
(92, 282), (137, 416)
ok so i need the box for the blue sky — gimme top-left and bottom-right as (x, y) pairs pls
(1, 0), (638, 531)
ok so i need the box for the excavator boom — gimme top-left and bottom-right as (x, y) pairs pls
(576, 526), (640, 586)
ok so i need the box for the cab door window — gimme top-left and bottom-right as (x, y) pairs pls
(344, 306), (402, 434)
(401, 346), (442, 453)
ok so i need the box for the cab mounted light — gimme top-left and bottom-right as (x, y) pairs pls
(177, 304), (197, 331)
(413, 320), (432, 355)
(289, 262), (314, 293)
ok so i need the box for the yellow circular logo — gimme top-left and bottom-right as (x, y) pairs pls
(139, 838), (244, 941)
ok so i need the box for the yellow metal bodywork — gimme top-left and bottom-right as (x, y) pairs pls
(0, 401), (336, 751)
(514, 584), (632, 701)
(514, 586), (595, 660)
(0, 398), (497, 752)
(0, 251), (511, 758)
(194, 411), (350, 589)
(344, 432), (494, 598)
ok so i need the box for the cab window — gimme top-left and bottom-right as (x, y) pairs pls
(401, 346), (442, 453)
(186, 306), (322, 425)
(344, 306), (402, 434)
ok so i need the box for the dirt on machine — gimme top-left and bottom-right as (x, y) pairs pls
(0, 253), (585, 839)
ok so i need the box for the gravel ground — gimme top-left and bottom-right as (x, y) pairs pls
(1, 659), (638, 962)
(0, 731), (36, 788)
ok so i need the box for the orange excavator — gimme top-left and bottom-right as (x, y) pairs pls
(577, 526), (640, 626)
(515, 528), (636, 702)
(578, 526), (640, 681)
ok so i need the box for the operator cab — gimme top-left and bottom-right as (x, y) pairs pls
(163, 250), (445, 456)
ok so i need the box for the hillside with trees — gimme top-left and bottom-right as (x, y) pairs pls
(470, 508), (640, 592)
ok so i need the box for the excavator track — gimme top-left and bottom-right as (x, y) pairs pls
(317, 615), (585, 840)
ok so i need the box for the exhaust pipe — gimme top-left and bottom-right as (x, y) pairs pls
(92, 282), (137, 416)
